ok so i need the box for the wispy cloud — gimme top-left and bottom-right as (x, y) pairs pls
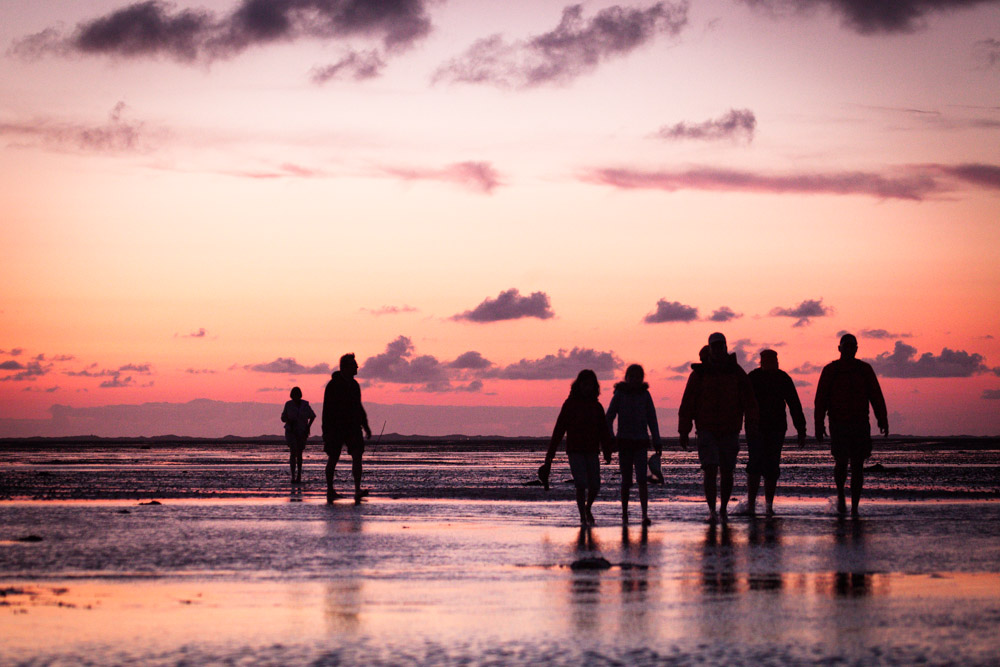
(182, 328), (208, 338)
(361, 305), (419, 316)
(12, 0), (433, 65)
(791, 361), (824, 374)
(0, 102), (157, 154)
(486, 347), (622, 380)
(185, 368), (217, 374)
(982, 388), (1000, 399)
(708, 306), (743, 322)
(434, 2), (688, 88)
(770, 298), (832, 327)
(311, 49), (385, 84)
(867, 341), (991, 378)
(973, 37), (1000, 69)
(382, 161), (502, 194)
(656, 108), (756, 142)
(245, 357), (332, 374)
(837, 328), (913, 340)
(452, 289), (554, 323)
(740, 0), (997, 35)
(644, 299), (698, 323)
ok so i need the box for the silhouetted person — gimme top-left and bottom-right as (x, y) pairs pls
(281, 386), (315, 484)
(606, 364), (661, 526)
(542, 369), (614, 527)
(322, 353), (372, 504)
(745, 349), (806, 516)
(679, 332), (758, 522)
(815, 333), (888, 517)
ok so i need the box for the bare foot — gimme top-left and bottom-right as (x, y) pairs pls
(765, 505), (775, 518)
(708, 509), (718, 524)
(586, 508), (596, 526)
(642, 516), (652, 527)
(837, 496), (847, 515)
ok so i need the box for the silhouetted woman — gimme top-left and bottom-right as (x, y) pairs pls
(281, 386), (315, 484)
(606, 364), (662, 526)
(541, 369), (614, 527)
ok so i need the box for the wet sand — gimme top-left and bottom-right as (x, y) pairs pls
(2, 498), (999, 665)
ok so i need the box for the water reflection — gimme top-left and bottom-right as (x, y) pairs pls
(323, 508), (365, 634)
(570, 527), (603, 633)
(746, 517), (783, 592)
(620, 525), (651, 637)
(826, 518), (880, 598)
(701, 522), (737, 595)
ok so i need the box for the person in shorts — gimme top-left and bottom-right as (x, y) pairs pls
(606, 364), (661, 526)
(679, 332), (758, 522)
(815, 334), (888, 517)
(745, 350), (806, 516)
(541, 369), (614, 527)
(322, 353), (372, 504)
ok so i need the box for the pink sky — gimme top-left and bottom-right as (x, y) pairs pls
(1, 0), (999, 436)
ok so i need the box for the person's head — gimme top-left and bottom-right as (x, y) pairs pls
(698, 345), (711, 363)
(290, 386), (302, 400)
(569, 369), (600, 400)
(838, 334), (858, 360)
(759, 349), (779, 370)
(708, 332), (728, 361)
(624, 364), (645, 385)
(340, 353), (359, 377)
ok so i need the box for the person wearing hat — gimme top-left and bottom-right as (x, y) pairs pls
(815, 333), (888, 517)
(679, 332), (759, 522)
(745, 349), (806, 516)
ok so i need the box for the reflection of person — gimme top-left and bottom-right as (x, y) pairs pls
(679, 332), (758, 522)
(322, 353), (372, 504)
(815, 334), (888, 517)
(542, 369), (614, 527)
(281, 386), (315, 484)
(606, 364), (661, 526)
(745, 350), (806, 516)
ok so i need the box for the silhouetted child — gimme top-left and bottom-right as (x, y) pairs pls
(606, 364), (661, 526)
(281, 386), (315, 484)
(541, 369), (614, 527)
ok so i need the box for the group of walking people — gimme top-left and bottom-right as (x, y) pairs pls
(543, 331), (888, 525)
(280, 332), (888, 520)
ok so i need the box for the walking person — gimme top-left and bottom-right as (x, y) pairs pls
(541, 369), (615, 527)
(745, 349), (806, 517)
(815, 334), (888, 517)
(606, 364), (662, 526)
(322, 353), (372, 504)
(679, 332), (759, 523)
(280, 386), (315, 484)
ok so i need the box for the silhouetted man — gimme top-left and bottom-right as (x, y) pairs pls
(679, 332), (758, 522)
(322, 353), (372, 504)
(815, 334), (888, 517)
(745, 349), (806, 517)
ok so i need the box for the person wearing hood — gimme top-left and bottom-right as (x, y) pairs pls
(679, 332), (759, 522)
(322, 353), (372, 504)
(745, 349), (806, 516)
(606, 364), (662, 526)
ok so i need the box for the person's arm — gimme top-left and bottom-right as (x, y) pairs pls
(605, 393), (619, 437)
(355, 384), (372, 439)
(739, 369), (760, 435)
(814, 366), (830, 442)
(678, 372), (698, 446)
(784, 373), (807, 446)
(545, 404), (568, 466)
(867, 365), (889, 437)
(306, 403), (316, 429)
(281, 403), (289, 423)
(600, 403), (615, 463)
(646, 392), (662, 455)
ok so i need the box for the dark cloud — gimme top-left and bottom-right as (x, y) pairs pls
(383, 161), (502, 194)
(434, 2), (689, 88)
(360, 336), (450, 385)
(791, 361), (824, 374)
(982, 389), (1000, 399)
(0, 360), (52, 382)
(185, 368), (217, 374)
(246, 357), (333, 374)
(448, 351), (494, 370)
(643, 299), (698, 323)
(657, 108), (756, 142)
(793, 379), (811, 387)
(362, 305), (419, 316)
(974, 38), (1000, 69)
(453, 289), (554, 323)
(487, 347), (622, 380)
(866, 341), (990, 378)
(184, 328), (208, 338)
(119, 363), (153, 374)
(770, 298), (831, 327)
(667, 362), (693, 373)
(0, 360), (25, 370)
(14, 0), (433, 64)
(100, 374), (136, 388)
(584, 165), (942, 200)
(837, 328), (913, 339)
(65, 364), (118, 378)
(741, 0), (997, 35)
(0, 102), (153, 154)
(932, 163), (1000, 190)
(311, 49), (385, 83)
(11, 348), (24, 356)
(708, 306), (742, 322)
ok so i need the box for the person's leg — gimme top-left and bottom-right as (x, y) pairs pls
(764, 476), (778, 515)
(703, 465), (719, 519)
(746, 471), (761, 515)
(638, 477), (649, 525)
(850, 456), (864, 517)
(289, 450), (296, 482)
(586, 453), (600, 525)
(720, 467), (734, 520)
(325, 440), (342, 502)
(619, 446), (633, 524)
(834, 457), (848, 514)
(575, 486), (588, 526)
(351, 452), (363, 500)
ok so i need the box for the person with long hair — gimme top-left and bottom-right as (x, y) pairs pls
(541, 369), (614, 527)
(606, 364), (662, 526)
(280, 386), (315, 484)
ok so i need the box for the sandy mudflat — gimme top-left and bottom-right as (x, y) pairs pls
(1, 497), (999, 666)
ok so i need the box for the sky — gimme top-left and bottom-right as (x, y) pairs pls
(1, 0), (999, 437)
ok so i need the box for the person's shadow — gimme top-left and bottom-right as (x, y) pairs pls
(832, 518), (871, 597)
(746, 517), (783, 591)
(701, 521), (736, 595)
